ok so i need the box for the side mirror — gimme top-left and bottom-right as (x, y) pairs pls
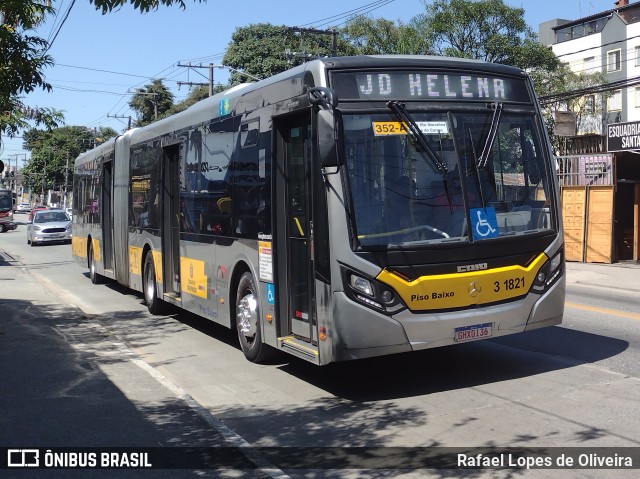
(308, 87), (342, 168)
(317, 109), (343, 168)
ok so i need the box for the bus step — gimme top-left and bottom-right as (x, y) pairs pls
(278, 336), (319, 365)
(163, 292), (182, 303)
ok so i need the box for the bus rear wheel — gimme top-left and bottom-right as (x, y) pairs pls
(235, 272), (273, 363)
(143, 253), (165, 315)
(89, 243), (103, 284)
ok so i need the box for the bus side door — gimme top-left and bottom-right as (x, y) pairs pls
(275, 114), (317, 344)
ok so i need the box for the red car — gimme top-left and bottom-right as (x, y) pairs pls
(28, 206), (48, 222)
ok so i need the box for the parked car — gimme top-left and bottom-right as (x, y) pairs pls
(16, 202), (32, 213)
(28, 205), (48, 222)
(27, 209), (72, 246)
(0, 220), (17, 233)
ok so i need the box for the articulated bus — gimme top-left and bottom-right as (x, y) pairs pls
(72, 55), (564, 365)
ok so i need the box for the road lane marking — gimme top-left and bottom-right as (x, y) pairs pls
(565, 301), (640, 321)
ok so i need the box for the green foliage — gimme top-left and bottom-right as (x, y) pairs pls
(0, 1), (59, 138)
(414, 0), (558, 71)
(341, 17), (429, 55)
(90, 0), (205, 14)
(534, 63), (610, 149)
(21, 125), (118, 191)
(223, 24), (345, 84)
(1, 1), (205, 143)
(129, 79), (174, 126)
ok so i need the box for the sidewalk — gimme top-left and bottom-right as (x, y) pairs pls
(565, 260), (640, 294)
(0, 249), (272, 478)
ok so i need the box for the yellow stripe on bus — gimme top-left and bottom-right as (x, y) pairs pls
(377, 253), (548, 311)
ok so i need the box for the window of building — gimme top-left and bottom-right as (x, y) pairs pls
(608, 90), (622, 111)
(607, 50), (621, 72)
(636, 46), (640, 67)
(584, 95), (595, 113)
(584, 56), (596, 72)
(636, 87), (640, 107)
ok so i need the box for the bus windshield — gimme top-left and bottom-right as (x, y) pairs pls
(343, 108), (553, 248)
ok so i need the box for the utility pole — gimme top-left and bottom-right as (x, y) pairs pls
(176, 63), (261, 94)
(131, 89), (158, 120)
(176, 63), (215, 96)
(285, 26), (337, 58)
(63, 151), (69, 209)
(107, 114), (132, 130)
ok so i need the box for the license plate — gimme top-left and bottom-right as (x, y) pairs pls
(454, 322), (493, 342)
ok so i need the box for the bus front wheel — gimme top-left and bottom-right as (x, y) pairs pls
(235, 272), (272, 363)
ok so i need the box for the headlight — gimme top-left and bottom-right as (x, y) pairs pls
(341, 266), (406, 315)
(32, 225), (42, 231)
(65, 224), (71, 231)
(532, 249), (563, 293)
(350, 275), (373, 296)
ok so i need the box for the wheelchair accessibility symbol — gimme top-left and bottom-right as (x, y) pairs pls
(470, 207), (499, 240)
(266, 283), (275, 304)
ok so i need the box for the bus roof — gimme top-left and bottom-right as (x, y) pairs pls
(74, 55), (527, 166)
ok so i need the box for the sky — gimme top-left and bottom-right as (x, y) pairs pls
(0, 0), (621, 164)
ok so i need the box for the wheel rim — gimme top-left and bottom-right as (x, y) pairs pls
(237, 292), (258, 342)
(144, 260), (155, 303)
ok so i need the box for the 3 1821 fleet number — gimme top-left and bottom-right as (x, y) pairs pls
(493, 277), (525, 292)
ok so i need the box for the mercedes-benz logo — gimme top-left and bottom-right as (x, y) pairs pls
(468, 281), (481, 297)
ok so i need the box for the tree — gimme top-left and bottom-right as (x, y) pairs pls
(534, 63), (610, 152)
(0, 0), (205, 142)
(341, 17), (429, 55)
(223, 24), (353, 84)
(0, 1), (63, 138)
(129, 79), (174, 127)
(21, 125), (117, 193)
(413, 0), (558, 72)
(89, 0), (205, 13)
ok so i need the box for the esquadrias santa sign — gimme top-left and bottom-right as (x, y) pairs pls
(607, 120), (640, 152)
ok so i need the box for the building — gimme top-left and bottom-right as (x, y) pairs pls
(540, 0), (640, 263)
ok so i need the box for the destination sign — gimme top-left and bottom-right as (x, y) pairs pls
(331, 71), (530, 102)
(607, 120), (640, 152)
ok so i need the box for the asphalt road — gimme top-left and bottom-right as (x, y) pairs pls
(2, 213), (640, 478)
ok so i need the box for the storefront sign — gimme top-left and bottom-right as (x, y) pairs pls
(607, 120), (640, 152)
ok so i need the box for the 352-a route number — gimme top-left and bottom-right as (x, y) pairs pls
(372, 121), (407, 136)
(493, 277), (525, 292)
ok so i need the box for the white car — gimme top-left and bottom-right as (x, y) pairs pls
(16, 202), (32, 213)
(27, 209), (72, 246)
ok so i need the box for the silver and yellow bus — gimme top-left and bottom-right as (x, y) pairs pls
(72, 55), (564, 365)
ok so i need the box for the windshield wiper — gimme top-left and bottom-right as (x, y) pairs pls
(387, 101), (453, 211)
(387, 101), (448, 176)
(477, 102), (503, 168)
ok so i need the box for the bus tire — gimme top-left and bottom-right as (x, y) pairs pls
(143, 252), (165, 315)
(235, 272), (273, 363)
(88, 243), (104, 284)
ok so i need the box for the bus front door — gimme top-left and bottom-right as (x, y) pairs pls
(277, 115), (317, 344)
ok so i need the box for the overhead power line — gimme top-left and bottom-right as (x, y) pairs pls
(538, 75), (640, 105)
